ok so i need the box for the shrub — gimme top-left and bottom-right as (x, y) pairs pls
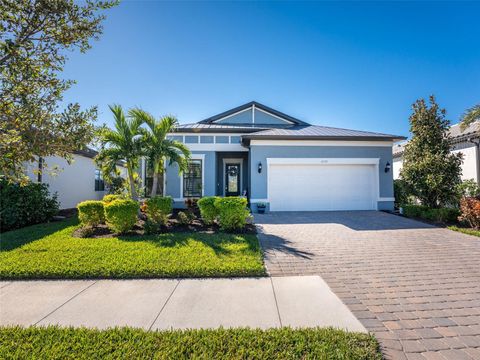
(459, 197), (480, 229)
(394, 179), (412, 208)
(144, 196), (172, 226)
(77, 201), (105, 227)
(436, 208), (461, 223)
(102, 194), (124, 204)
(456, 179), (480, 201)
(0, 179), (59, 232)
(177, 211), (196, 226)
(185, 198), (199, 213)
(198, 196), (219, 225)
(214, 197), (250, 231)
(104, 199), (139, 234)
(402, 204), (428, 218)
(402, 204), (460, 224)
(177, 211), (189, 226)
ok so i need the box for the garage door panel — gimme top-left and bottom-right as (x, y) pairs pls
(268, 163), (376, 211)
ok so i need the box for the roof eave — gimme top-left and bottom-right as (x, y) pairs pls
(244, 135), (406, 141)
(173, 127), (265, 134)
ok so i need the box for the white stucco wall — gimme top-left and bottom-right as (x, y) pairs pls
(25, 154), (106, 209)
(453, 145), (478, 181)
(393, 145), (478, 182)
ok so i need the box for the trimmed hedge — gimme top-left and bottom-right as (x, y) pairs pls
(0, 180), (59, 232)
(143, 196), (172, 226)
(104, 199), (139, 234)
(214, 197), (250, 231)
(197, 196), (219, 225)
(77, 201), (105, 227)
(102, 194), (124, 204)
(402, 204), (460, 223)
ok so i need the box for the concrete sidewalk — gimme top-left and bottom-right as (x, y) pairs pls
(0, 276), (365, 332)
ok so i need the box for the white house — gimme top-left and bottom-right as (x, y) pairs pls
(393, 121), (480, 183)
(25, 148), (126, 209)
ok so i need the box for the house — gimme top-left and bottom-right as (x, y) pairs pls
(393, 120), (480, 183)
(149, 101), (404, 212)
(25, 148), (126, 209)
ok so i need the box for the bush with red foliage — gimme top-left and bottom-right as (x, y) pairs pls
(459, 197), (480, 229)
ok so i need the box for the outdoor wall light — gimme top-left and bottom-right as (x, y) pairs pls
(258, 162), (262, 173)
(385, 162), (391, 173)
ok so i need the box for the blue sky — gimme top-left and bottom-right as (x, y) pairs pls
(62, 1), (480, 137)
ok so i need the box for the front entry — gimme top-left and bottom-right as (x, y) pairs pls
(225, 163), (241, 196)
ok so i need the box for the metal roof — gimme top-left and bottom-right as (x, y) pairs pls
(243, 125), (406, 141)
(174, 123), (272, 133)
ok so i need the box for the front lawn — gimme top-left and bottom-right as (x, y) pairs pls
(0, 326), (381, 360)
(0, 218), (265, 279)
(448, 225), (480, 237)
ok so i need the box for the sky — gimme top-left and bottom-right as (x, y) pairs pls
(61, 1), (480, 138)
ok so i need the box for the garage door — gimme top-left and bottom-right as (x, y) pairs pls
(268, 163), (377, 211)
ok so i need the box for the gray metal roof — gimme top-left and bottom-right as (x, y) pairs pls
(243, 125), (406, 141)
(174, 123), (272, 133)
(393, 120), (480, 157)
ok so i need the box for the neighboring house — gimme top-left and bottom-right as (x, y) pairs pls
(393, 120), (480, 183)
(147, 101), (405, 212)
(25, 148), (126, 209)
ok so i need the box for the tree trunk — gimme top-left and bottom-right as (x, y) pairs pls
(127, 162), (138, 201)
(150, 172), (158, 198)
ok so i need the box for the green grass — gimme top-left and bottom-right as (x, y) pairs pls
(0, 326), (381, 360)
(448, 225), (480, 237)
(0, 218), (265, 279)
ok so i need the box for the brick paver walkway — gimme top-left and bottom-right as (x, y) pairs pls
(256, 211), (480, 360)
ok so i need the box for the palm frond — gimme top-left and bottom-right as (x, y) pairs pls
(460, 104), (480, 131)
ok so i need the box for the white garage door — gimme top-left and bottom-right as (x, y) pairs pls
(268, 163), (377, 211)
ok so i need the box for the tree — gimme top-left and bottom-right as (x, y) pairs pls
(130, 109), (190, 197)
(401, 96), (463, 208)
(0, 0), (117, 183)
(96, 105), (144, 201)
(460, 104), (480, 130)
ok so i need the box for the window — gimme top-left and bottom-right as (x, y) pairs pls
(95, 169), (105, 191)
(183, 159), (202, 197)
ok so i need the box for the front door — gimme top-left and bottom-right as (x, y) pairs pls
(225, 164), (241, 196)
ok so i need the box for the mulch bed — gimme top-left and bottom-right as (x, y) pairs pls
(72, 213), (257, 239)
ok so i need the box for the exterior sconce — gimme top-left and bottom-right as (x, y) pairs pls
(385, 162), (391, 173)
(258, 162), (262, 173)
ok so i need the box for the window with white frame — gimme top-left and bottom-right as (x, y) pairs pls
(95, 169), (105, 191)
(183, 159), (202, 197)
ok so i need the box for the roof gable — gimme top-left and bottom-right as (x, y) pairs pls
(198, 101), (309, 126)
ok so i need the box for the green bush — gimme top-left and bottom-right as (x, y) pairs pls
(214, 197), (250, 231)
(177, 211), (195, 226)
(198, 196), (219, 225)
(402, 204), (428, 218)
(102, 194), (124, 204)
(0, 179), (59, 232)
(77, 201), (105, 227)
(436, 207), (461, 223)
(393, 179), (412, 208)
(104, 199), (139, 234)
(144, 196), (172, 226)
(402, 204), (459, 223)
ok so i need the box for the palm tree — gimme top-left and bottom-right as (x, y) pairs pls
(460, 104), (480, 130)
(130, 108), (190, 197)
(96, 105), (144, 201)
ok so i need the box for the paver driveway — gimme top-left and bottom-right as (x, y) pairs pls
(256, 211), (480, 360)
